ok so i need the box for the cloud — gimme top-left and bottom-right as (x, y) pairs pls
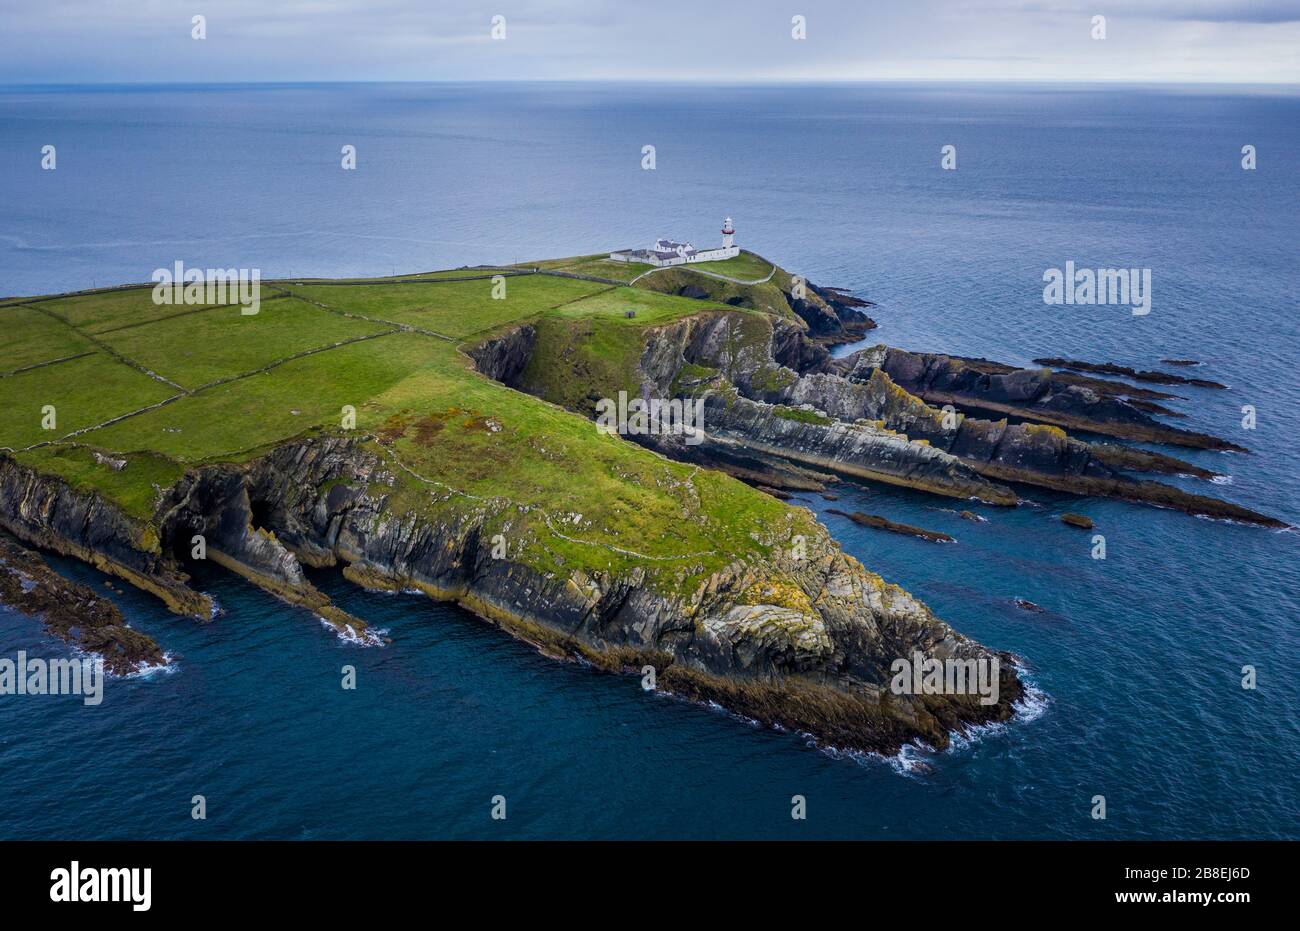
(0, 0), (1296, 83)
(987, 0), (1300, 23)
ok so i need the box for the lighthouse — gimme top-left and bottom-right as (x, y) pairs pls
(607, 216), (740, 266)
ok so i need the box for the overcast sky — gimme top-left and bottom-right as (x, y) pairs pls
(1, 0), (1297, 84)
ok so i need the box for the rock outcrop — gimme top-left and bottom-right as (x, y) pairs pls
(1033, 357), (1227, 390)
(799, 364), (1277, 525)
(0, 532), (166, 675)
(616, 316), (1280, 526)
(789, 282), (877, 346)
(0, 455), (210, 616)
(840, 346), (1244, 452)
(689, 391), (1017, 505)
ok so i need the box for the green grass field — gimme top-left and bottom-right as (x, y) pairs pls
(1, 306), (96, 372)
(513, 254), (656, 284)
(554, 285), (734, 325)
(32, 288), (231, 334)
(0, 262), (808, 591)
(679, 251), (775, 281)
(516, 251), (774, 285)
(97, 296), (393, 390)
(78, 331), (454, 461)
(281, 275), (612, 338)
(0, 352), (178, 450)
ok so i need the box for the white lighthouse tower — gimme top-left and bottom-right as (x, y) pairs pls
(721, 216), (735, 251)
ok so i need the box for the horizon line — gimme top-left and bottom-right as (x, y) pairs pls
(3, 77), (1299, 89)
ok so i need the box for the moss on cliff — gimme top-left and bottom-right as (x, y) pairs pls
(772, 405), (833, 426)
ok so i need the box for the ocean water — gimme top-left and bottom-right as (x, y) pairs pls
(1, 83), (1298, 839)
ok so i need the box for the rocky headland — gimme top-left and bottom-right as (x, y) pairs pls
(480, 306), (1279, 527)
(1, 248), (1283, 761)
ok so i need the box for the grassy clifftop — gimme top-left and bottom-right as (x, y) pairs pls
(522, 249), (797, 320)
(0, 262), (1033, 754)
(0, 269), (810, 594)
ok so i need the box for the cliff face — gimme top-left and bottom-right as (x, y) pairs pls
(220, 436), (1024, 752)
(0, 456), (209, 616)
(466, 324), (535, 388)
(1, 426), (1024, 755)
(157, 463), (369, 638)
(627, 313), (1018, 504)
(587, 315), (1280, 527)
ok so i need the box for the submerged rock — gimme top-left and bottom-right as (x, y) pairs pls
(1033, 357), (1226, 390)
(826, 509), (955, 543)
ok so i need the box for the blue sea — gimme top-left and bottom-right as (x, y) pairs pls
(1, 83), (1298, 839)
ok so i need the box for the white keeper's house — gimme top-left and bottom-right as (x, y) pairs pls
(609, 217), (739, 267)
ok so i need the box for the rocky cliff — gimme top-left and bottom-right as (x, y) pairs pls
(842, 345), (1245, 452)
(0, 456), (210, 616)
(227, 435), (1023, 752)
(593, 316), (1280, 526)
(0, 435), (1026, 755)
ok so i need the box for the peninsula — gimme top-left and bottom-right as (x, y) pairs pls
(0, 245), (1281, 755)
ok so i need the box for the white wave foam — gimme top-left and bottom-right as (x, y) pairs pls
(122, 652), (178, 679)
(68, 642), (176, 680)
(856, 665), (1051, 774)
(319, 617), (389, 647)
(656, 662), (1049, 777)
